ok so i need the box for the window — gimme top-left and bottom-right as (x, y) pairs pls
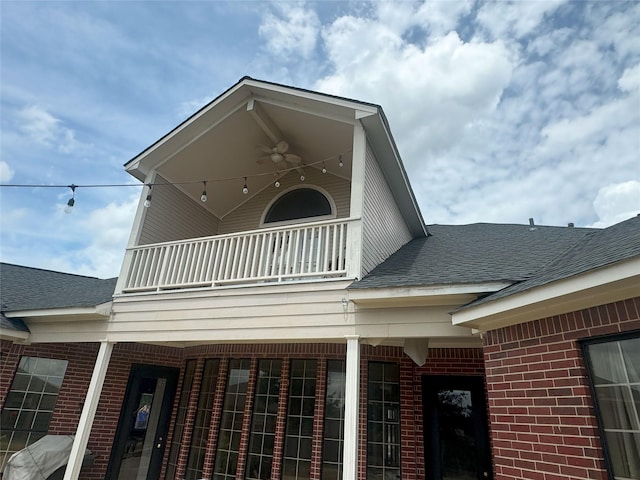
(186, 359), (220, 480)
(367, 362), (401, 480)
(264, 188), (332, 225)
(583, 331), (640, 480)
(213, 359), (251, 480)
(0, 357), (68, 471)
(166, 359), (197, 480)
(322, 360), (346, 480)
(282, 359), (317, 480)
(246, 360), (282, 480)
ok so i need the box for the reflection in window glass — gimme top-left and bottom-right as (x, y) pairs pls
(265, 189), (332, 224)
(0, 357), (68, 471)
(367, 362), (401, 480)
(283, 360), (317, 480)
(322, 360), (346, 480)
(213, 359), (251, 480)
(585, 333), (640, 480)
(246, 359), (282, 480)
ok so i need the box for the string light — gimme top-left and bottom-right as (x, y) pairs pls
(0, 151), (351, 206)
(64, 185), (76, 214)
(143, 184), (153, 208)
(200, 181), (207, 202)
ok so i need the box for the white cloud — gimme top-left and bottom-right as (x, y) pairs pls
(0, 161), (15, 182)
(619, 63), (640, 93)
(17, 105), (80, 153)
(476, 0), (568, 40)
(317, 21), (514, 159)
(259, 4), (320, 59)
(590, 181), (640, 227)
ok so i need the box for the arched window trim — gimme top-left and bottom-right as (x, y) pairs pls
(260, 185), (337, 228)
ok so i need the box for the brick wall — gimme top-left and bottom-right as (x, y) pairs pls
(483, 297), (640, 480)
(1, 339), (487, 480)
(361, 345), (486, 480)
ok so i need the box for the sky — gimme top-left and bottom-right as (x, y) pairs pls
(1, 0), (639, 279)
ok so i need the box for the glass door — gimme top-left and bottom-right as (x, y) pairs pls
(423, 376), (492, 480)
(106, 364), (179, 480)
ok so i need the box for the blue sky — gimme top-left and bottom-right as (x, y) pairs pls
(1, 0), (639, 278)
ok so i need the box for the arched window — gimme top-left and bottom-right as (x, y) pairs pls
(263, 188), (333, 225)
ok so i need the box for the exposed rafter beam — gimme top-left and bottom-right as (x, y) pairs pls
(247, 97), (282, 145)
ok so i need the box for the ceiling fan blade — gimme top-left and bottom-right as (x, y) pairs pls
(284, 154), (302, 164)
(275, 141), (289, 154)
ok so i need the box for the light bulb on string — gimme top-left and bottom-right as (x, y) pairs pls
(322, 162), (327, 174)
(242, 177), (249, 195)
(200, 181), (207, 202)
(64, 184), (77, 214)
(143, 184), (153, 208)
(338, 154), (343, 168)
(300, 174), (305, 182)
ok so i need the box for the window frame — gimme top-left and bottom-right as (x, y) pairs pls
(0, 356), (69, 471)
(581, 329), (640, 480)
(260, 186), (337, 228)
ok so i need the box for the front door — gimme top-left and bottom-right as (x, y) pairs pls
(106, 364), (179, 480)
(423, 375), (492, 480)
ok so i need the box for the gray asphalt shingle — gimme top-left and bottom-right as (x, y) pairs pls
(350, 222), (598, 289)
(0, 263), (117, 313)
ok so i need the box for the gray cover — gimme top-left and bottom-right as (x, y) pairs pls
(2, 435), (87, 480)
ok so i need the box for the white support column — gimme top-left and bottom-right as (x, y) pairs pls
(64, 341), (114, 480)
(343, 335), (361, 480)
(346, 122), (366, 279)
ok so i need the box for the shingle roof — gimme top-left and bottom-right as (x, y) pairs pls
(0, 263), (117, 312)
(466, 214), (640, 308)
(350, 223), (598, 289)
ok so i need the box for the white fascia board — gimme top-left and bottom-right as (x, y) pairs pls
(348, 283), (512, 307)
(243, 78), (379, 116)
(5, 302), (112, 321)
(451, 258), (640, 331)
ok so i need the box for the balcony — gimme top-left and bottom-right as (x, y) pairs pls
(118, 219), (350, 294)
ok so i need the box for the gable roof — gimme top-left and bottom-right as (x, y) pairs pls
(350, 222), (598, 289)
(0, 263), (117, 313)
(123, 76), (427, 237)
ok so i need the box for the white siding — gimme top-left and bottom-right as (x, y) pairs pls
(361, 144), (412, 276)
(138, 176), (220, 245)
(218, 168), (351, 234)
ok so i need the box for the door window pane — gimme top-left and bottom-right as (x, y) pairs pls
(213, 359), (251, 480)
(367, 362), (401, 480)
(246, 359), (281, 480)
(322, 360), (346, 480)
(166, 359), (197, 480)
(185, 359), (219, 480)
(585, 333), (640, 480)
(282, 360), (317, 480)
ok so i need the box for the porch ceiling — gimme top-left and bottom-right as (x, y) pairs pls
(153, 99), (354, 219)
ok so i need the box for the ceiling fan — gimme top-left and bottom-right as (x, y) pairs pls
(258, 141), (302, 168)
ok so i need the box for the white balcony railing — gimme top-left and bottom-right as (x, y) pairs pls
(120, 219), (349, 293)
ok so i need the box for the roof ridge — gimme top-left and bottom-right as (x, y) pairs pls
(0, 262), (113, 281)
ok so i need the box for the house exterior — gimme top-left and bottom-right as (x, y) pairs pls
(1, 77), (639, 480)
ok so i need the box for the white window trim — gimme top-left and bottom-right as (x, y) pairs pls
(259, 185), (337, 228)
